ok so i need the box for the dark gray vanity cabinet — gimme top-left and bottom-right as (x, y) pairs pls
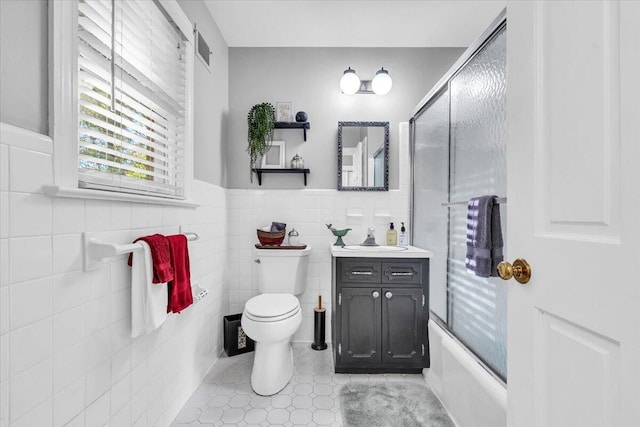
(332, 257), (429, 373)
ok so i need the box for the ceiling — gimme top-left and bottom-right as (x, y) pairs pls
(204, 0), (506, 48)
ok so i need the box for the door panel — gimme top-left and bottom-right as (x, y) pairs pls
(381, 288), (423, 365)
(535, 310), (621, 427)
(538, 1), (621, 240)
(340, 287), (381, 363)
(507, 1), (640, 425)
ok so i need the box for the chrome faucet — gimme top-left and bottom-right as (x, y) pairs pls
(360, 227), (379, 246)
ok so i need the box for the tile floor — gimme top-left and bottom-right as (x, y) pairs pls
(171, 343), (429, 427)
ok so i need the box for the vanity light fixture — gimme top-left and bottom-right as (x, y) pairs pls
(372, 68), (392, 95)
(340, 67), (393, 95)
(340, 67), (361, 95)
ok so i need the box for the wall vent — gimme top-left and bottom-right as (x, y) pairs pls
(194, 24), (212, 72)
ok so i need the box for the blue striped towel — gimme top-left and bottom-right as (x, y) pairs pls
(465, 195), (504, 277)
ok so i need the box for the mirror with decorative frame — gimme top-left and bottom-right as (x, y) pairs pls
(338, 121), (389, 191)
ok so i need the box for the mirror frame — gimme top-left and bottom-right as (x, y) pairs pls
(337, 121), (389, 191)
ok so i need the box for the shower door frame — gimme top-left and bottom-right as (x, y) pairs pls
(409, 10), (507, 384)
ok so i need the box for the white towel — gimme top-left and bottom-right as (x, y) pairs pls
(131, 241), (168, 338)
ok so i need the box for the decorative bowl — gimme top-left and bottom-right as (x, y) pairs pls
(257, 229), (286, 246)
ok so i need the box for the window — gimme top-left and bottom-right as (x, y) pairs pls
(77, 0), (190, 198)
(49, 0), (194, 204)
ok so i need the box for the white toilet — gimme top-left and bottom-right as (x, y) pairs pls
(241, 246), (311, 396)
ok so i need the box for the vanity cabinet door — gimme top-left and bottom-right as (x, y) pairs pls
(381, 288), (424, 366)
(339, 287), (381, 364)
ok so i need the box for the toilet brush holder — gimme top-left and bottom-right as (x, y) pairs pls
(311, 307), (327, 350)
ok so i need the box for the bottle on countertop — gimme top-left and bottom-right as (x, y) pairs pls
(386, 222), (398, 246)
(398, 222), (408, 246)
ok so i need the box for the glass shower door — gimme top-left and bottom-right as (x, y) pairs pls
(448, 24), (507, 379)
(412, 89), (450, 321)
(412, 23), (507, 380)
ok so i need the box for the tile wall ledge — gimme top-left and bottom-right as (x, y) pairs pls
(0, 122), (53, 153)
(44, 185), (201, 208)
(225, 188), (404, 194)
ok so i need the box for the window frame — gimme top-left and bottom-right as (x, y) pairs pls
(47, 0), (197, 207)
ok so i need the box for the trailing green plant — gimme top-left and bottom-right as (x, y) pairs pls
(247, 102), (276, 181)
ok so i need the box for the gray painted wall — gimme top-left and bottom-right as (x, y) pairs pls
(228, 47), (464, 189)
(0, 0), (229, 187)
(178, 0), (229, 187)
(0, 0), (48, 135)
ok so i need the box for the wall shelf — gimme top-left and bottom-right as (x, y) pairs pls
(274, 122), (310, 141)
(253, 168), (310, 186)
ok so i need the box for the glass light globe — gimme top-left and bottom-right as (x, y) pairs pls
(340, 67), (360, 95)
(372, 68), (392, 95)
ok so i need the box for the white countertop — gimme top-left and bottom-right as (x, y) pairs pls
(330, 244), (433, 258)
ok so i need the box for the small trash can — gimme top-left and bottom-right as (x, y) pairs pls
(223, 314), (255, 356)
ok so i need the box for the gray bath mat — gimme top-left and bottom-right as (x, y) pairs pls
(339, 381), (456, 427)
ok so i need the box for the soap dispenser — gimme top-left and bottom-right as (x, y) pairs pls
(386, 223), (398, 246)
(398, 222), (408, 246)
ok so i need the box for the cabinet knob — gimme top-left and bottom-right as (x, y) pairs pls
(385, 291), (393, 299)
(372, 291), (380, 299)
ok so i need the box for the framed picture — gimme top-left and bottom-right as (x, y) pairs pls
(261, 141), (286, 168)
(276, 102), (293, 122)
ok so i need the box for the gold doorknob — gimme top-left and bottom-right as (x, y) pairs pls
(497, 259), (531, 284)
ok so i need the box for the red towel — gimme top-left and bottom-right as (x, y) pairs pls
(128, 234), (174, 284)
(166, 234), (193, 313)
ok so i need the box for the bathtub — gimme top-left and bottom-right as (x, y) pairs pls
(424, 320), (507, 427)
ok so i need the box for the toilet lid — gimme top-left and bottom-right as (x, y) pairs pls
(244, 294), (300, 319)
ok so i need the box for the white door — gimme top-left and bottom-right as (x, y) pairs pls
(506, 1), (640, 426)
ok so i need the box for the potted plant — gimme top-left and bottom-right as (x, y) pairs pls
(247, 102), (276, 182)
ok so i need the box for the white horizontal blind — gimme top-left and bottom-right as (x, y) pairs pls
(78, 0), (187, 198)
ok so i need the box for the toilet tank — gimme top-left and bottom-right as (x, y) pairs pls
(255, 246), (311, 295)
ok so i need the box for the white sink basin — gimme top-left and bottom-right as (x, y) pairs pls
(330, 244), (432, 258)
(341, 245), (408, 252)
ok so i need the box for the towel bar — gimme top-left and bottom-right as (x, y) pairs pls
(441, 197), (507, 207)
(83, 231), (199, 272)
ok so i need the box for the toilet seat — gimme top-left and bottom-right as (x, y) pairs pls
(244, 294), (300, 323)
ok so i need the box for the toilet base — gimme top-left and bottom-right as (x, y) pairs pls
(250, 340), (294, 396)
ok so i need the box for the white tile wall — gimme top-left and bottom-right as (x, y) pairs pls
(9, 277), (52, 329)
(10, 318), (52, 376)
(1, 126), (229, 426)
(53, 306), (84, 354)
